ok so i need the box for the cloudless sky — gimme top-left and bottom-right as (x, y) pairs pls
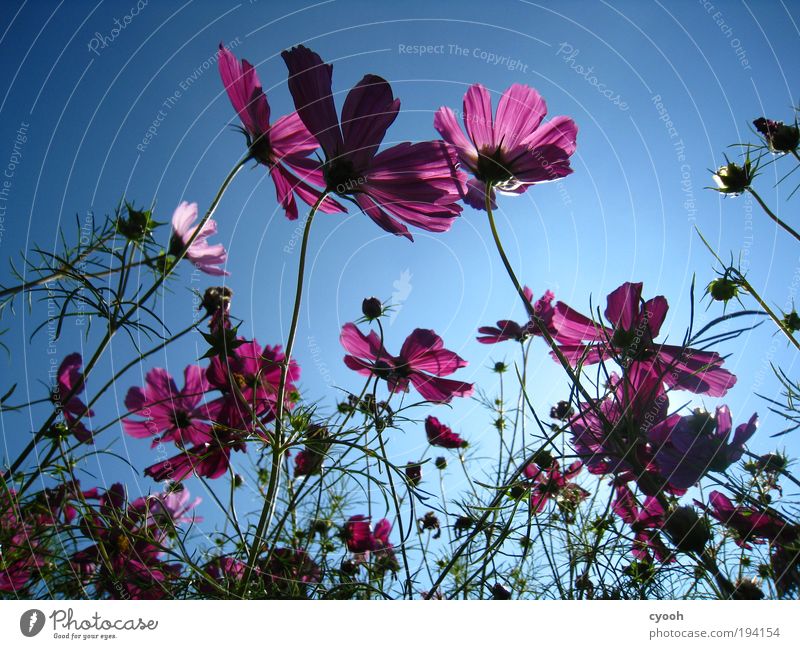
(1, 0), (799, 531)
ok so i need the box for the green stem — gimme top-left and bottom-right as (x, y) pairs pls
(736, 273), (800, 351)
(747, 188), (800, 243)
(240, 191), (327, 595)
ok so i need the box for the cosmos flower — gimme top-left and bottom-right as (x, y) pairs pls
(553, 281), (737, 397)
(425, 415), (467, 449)
(613, 484), (673, 563)
(649, 407), (757, 490)
(524, 459), (588, 514)
(71, 484), (181, 599)
(477, 287), (565, 344)
(281, 44), (465, 239)
(340, 323), (473, 403)
(53, 353), (94, 443)
(206, 339), (300, 422)
(169, 201), (228, 276)
(434, 83), (577, 209)
(218, 45), (343, 219)
(697, 491), (796, 549)
(143, 426), (246, 482)
(123, 366), (221, 447)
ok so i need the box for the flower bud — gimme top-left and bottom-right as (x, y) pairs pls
(550, 400), (574, 421)
(707, 277), (740, 303)
(405, 462), (422, 486)
(754, 117), (800, 153)
(664, 506), (709, 554)
(361, 297), (383, 320)
(782, 310), (800, 333)
(490, 583), (511, 599)
(712, 161), (752, 195)
(435, 456), (448, 470)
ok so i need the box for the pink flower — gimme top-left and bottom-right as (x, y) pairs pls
(343, 516), (398, 573)
(524, 460), (588, 514)
(554, 281), (737, 397)
(206, 339), (300, 422)
(434, 83), (577, 210)
(425, 416), (467, 448)
(477, 287), (565, 344)
(53, 353), (94, 443)
(169, 201), (228, 276)
(340, 323), (473, 403)
(218, 45), (343, 220)
(143, 427), (246, 482)
(71, 484), (181, 599)
(281, 45), (465, 239)
(344, 515), (375, 553)
(0, 489), (43, 593)
(123, 366), (221, 447)
(613, 484), (673, 563)
(697, 491), (797, 549)
(649, 407), (757, 490)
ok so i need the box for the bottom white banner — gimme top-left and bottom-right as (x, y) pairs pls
(0, 600), (797, 647)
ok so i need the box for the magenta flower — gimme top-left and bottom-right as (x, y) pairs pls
(71, 483), (181, 599)
(281, 45), (465, 239)
(477, 287), (565, 344)
(435, 83), (577, 209)
(53, 353), (94, 443)
(425, 416), (467, 449)
(524, 460), (588, 514)
(649, 407), (758, 490)
(613, 484), (673, 563)
(697, 491), (796, 549)
(199, 556), (247, 596)
(218, 45), (343, 220)
(569, 369), (686, 498)
(206, 339), (300, 422)
(344, 515), (376, 553)
(143, 427), (246, 482)
(0, 489), (43, 593)
(123, 366), (221, 447)
(554, 282), (737, 397)
(341, 323), (473, 403)
(169, 201), (228, 276)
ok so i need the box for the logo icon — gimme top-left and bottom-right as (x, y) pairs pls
(20, 609), (45, 637)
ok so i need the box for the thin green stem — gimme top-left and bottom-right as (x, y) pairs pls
(747, 187), (800, 242)
(241, 191), (327, 595)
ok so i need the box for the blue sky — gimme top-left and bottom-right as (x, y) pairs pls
(1, 0), (799, 531)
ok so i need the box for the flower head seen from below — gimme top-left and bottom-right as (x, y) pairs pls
(123, 365), (221, 447)
(553, 281), (737, 397)
(477, 287), (566, 344)
(649, 407), (758, 490)
(218, 45), (343, 220)
(281, 44), (465, 239)
(434, 83), (577, 210)
(753, 117), (800, 154)
(340, 323), (473, 403)
(169, 201), (228, 276)
(425, 415), (467, 449)
(53, 353), (94, 443)
(712, 158), (753, 196)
